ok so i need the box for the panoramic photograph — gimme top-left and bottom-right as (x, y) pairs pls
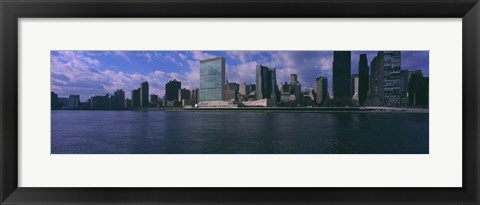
(51, 50), (429, 154)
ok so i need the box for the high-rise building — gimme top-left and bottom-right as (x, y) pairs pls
(383, 51), (401, 107)
(125, 98), (132, 109)
(140, 81), (149, 108)
(290, 74), (301, 103)
(131, 88), (141, 108)
(67, 95), (80, 109)
(165, 79), (181, 105)
(190, 88), (199, 105)
(332, 51), (351, 105)
(180, 88), (191, 101)
(112, 89), (125, 109)
(225, 86), (237, 101)
(351, 74), (359, 99)
(150, 94), (160, 107)
(199, 57), (225, 101)
(400, 70), (410, 107)
(369, 52), (385, 106)
(408, 70), (429, 107)
(226, 82), (239, 101)
(51, 92), (59, 110)
(358, 54), (369, 106)
(90, 94), (110, 110)
(246, 83), (256, 95)
(239, 83), (247, 96)
(315, 76), (328, 106)
(256, 65), (277, 101)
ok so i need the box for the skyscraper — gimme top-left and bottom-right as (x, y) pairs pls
(67, 95), (80, 109)
(400, 70), (410, 107)
(358, 54), (369, 106)
(383, 51), (401, 107)
(370, 52), (385, 106)
(256, 65), (277, 101)
(290, 74), (301, 103)
(408, 70), (429, 107)
(199, 57), (225, 101)
(51, 92), (59, 110)
(150, 94), (160, 107)
(315, 76), (328, 106)
(112, 89), (125, 109)
(332, 51), (351, 105)
(131, 88), (141, 108)
(180, 88), (191, 101)
(140, 81), (149, 108)
(191, 88), (199, 105)
(165, 79), (181, 103)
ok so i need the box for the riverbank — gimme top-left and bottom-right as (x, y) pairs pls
(180, 107), (429, 113)
(52, 107), (429, 113)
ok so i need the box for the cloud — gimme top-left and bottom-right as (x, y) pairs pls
(191, 51), (216, 61)
(178, 52), (188, 60)
(226, 51), (261, 64)
(51, 50), (429, 102)
(51, 51), (189, 101)
(266, 51), (332, 90)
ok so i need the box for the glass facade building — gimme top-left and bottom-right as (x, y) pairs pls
(199, 57), (225, 101)
(256, 65), (277, 100)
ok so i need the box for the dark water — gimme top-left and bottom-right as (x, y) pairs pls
(51, 111), (429, 154)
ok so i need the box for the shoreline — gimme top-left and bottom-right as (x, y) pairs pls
(52, 107), (429, 113)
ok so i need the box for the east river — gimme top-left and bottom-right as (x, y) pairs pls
(51, 110), (428, 154)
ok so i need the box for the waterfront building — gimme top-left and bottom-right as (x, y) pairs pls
(57, 97), (68, 109)
(308, 87), (316, 101)
(179, 88), (192, 106)
(246, 83), (256, 96)
(256, 65), (278, 101)
(165, 79), (181, 106)
(90, 94), (110, 110)
(150, 94), (160, 107)
(67, 95), (80, 109)
(281, 82), (291, 94)
(51, 92), (59, 110)
(140, 81), (149, 108)
(408, 70), (429, 107)
(112, 89), (125, 110)
(227, 82), (240, 92)
(290, 74), (301, 104)
(225, 85), (237, 101)
(239, 98), (274, 107)
(351, 74), (359, 106)
(332, 51), (351, 106)
(125, 98), (132, 109)
(358, 54), (369, 106)
(198, 100), (237, 108)
(239, 83), (247, 96)
(191, 88), (199, 105)
(199, 57), (225, 101)
(131, 88), (141, 108)
(400, 70), (410, 107)
(315, 76), (328, 106)
(383, 51), (401, 107)
(369, 52), (385, 106)
(180, 88), (191, 101)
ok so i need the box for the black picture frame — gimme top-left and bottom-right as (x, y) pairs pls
(1, 0), (479, 204)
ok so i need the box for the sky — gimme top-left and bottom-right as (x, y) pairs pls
(51, 51), (429, 101)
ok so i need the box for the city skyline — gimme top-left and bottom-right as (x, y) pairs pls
(51, 50), (429, 101)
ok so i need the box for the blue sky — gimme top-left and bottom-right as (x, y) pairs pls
(51, 51), (429, 101)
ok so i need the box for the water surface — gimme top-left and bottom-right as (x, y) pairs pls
(51, 111), (429, 154)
